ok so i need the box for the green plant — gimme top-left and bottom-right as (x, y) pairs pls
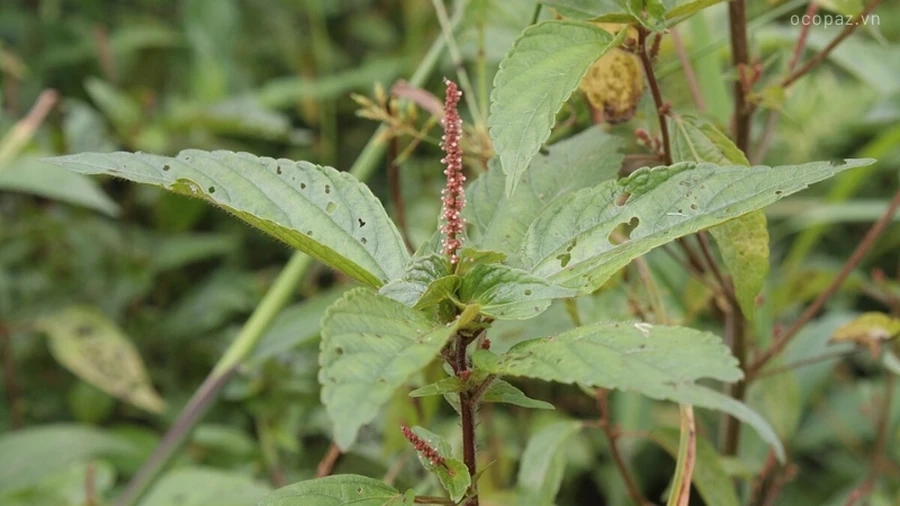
(3, 0), (900, 505)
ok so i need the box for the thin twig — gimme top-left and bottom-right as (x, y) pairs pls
(782, 0), (884, 89)
(430, 0), (481, 124)
(315, 443), (342, 478)
(386, 102), (413, 251)
(727, 0), (752, 152)
(454, 331), (479, 506)
(749, 188), (900, 377)
(637, 27), (672, 165)
(787, 2), (819, 74)
(596, 390), (651, 506)
(0, 89), (59, 168)
(669, 405), (696, 506)
(670, 28), (706, 113)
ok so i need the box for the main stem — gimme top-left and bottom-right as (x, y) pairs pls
(455, 333), (479, 505)
(728, 0), (751, 153)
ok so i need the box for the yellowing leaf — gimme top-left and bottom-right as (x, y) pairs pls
(38, 306), (166, 414)
(832, 312), (900, 355)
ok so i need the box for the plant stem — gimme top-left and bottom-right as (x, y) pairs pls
(722, 309), (747, 456)
(727, 0), (751, 153)
(670, 27), (706, 113)
(781, 0), (883, 89)
(387, 102), (413, 251)
(308, 0), (338, 166)
(668, 405), (696, 506)
(638, 27), (672, 165)
(113, 12), (464, 503)
(0, 89), (59, 169)
(430, 0), (481, 126)
(315, 443), (343, 478)
(596, 390), (649, 506)
(748, 188), (900, 377)
(454, 332), (479, 505)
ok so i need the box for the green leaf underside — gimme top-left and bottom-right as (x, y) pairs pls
(517, 420), (582, 506)
(541, 0), (726, 22)
(409, 427), (470, 502)
(519, 159), (875, 294)
(38, 306), (166, 413)
(474, 322), (785, 459)
(46, 150), (409, 287)
(459, 263), (576, 320)
(138, 467), (271, 506)
(481, 379), (555, 409)
(669, 114), (768, 320)
(489, 20), (620, 196)
(255, 475), (399, 506)
(410, 376), (554, 409)
(319, 289), (460, 449)
(652, 428), (740, 506)
(0, 425), (136, 496)
(466, 127), (623, 257)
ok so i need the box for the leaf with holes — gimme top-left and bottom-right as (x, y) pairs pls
(459, 263), (576, 320)
(474, 322), (785, 459)
(45, 150), (409, 288)
(489, 21), (623, 196)
(518, 159), (875, 294)
(669, 114), (768, 319)
(37, 306), (166, 414)
(466, 127), (622, 257)
(255, 475), (400, 506)
(319, 289), (461, 449)
(516, 420), (582, 506)
(408, 427), (470, 502)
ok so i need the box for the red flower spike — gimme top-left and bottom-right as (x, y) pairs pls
(439, 79), (466, 265)
(400, 424), (446, 467)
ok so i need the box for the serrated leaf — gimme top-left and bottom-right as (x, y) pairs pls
(408, 427), (471, 502)
(37, 306), (166, 414)
(319, 289), (461, 449)
(0, 425), (136, 496)
(474, 322), (785, 459)
(652, 428), (740, 506)
(489, 21), (621, 196)
(481, 379), (555, 409)
(138, 467), (271, 506)
(46, 150), (409, 288)
(519, 159), (875, 294)
(542, 0), (726, 23)
(379, 254), (452, 307)
(669, 114), (768, 320)
(459, 263), (576, 320)
(255, 475), (399, 506)
(466, 127), (622, 257)
(516, 420), (582, 506)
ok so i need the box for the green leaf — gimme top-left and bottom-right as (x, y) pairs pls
(519, 159), (875, 294)
(0, 158), (119, 216)
(0, 425), (136, 496)
(319, 289), (461, 449)
(409, 376), (466, 397)
(481, 379), (555, 409)
(379, 254), (452, 307)
(489, 21), (621, 196)
(408, 427), (471, 502)
(84, 77), (141, 131)
(652, 428), (740, 506)
(474, 322), (785, 459)
(466, 127), (622, 257)
(138, 467), (271, 506)
(45, 150), (409, 288)
(37, 306), (166, 414)
(541, 0), (725, 23)
(668, 114), (768, 319)
(459, 263), (576, 320)
(255, 475), (400, 506)
(883, 350), (900, 376)
(516, 420), (582, 506)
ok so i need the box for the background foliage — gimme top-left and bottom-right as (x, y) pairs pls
(1, 0), (900, 505)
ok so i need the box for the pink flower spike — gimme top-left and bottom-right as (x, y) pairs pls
(439, 79), (466, 264)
